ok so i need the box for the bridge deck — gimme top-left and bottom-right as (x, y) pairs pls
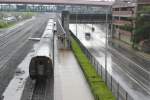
(0, 0), (113, 6)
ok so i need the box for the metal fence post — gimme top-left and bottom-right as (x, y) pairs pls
(126, 92), (128, 100)
(91, 57), (93, 65)
(111, 75), (112, 91)
(92, 58), (95, 67)
(101, 65), (102, 77)
(117, 83), (120, 100)
(93, 57), (95, 66)
(96, 62), (98, 73)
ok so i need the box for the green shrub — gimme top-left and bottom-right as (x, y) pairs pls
(0, 21), (14, 28)
(119, 24), (133, 32)
(0, 21), (8, 28)
(71, 38), (116, 100)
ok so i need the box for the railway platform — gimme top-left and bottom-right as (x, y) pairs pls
(54, 35), (94, 100)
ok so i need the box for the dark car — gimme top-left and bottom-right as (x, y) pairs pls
(85, 32), (91, 40)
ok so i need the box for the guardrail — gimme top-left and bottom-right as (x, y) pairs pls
(70, 31), (134, 100)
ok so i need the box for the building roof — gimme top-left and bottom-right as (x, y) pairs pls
(0, 0), (113, 6)
(113, 2), (136, 8)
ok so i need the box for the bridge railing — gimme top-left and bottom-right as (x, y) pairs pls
(70, 30), (134, 100)
(0, 4), (112, 14)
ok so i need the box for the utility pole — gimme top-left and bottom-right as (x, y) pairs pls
(110, 7), (113, 45)
(105, 9), (108, 83)
(76, 12), (78, 37)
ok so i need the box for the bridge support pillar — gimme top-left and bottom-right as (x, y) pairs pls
(62, 11), (71, 49)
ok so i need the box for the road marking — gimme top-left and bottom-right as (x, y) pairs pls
(110, 47), (150, 74)
(70, 24), (150, 98)
(113, 62), (150, 95)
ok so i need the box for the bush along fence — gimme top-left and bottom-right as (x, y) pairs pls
(70, 31), (134, 100)
(71, 33), (116, 100)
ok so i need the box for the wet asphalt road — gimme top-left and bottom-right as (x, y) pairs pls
(70, 24), (150, 100)
(0, 14), (49, 96)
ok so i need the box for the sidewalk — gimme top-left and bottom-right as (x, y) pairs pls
(54, 49), (94, 100)
(54, 35), (94, 100)
(111, 38), (150, 61)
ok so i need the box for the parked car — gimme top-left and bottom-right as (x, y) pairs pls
(92, 27), (95, 32)
(3, 16), (17, 22)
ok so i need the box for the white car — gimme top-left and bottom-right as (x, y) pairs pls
(3, 16), (17, 22)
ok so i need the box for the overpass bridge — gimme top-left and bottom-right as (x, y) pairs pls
(69, 13), (112, 24)
(0, 0), (113, 48)
(0, 0), (112, 14)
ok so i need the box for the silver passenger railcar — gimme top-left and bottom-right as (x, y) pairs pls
(29, 18), (56, 80)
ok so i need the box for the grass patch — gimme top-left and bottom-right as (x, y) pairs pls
(71, 37), (116, 100)
(0, 21), (15, 29)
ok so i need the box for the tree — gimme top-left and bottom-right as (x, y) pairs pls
(134, 6), (150, 44)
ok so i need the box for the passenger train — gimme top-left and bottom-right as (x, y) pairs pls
(29, 18), (56, 80)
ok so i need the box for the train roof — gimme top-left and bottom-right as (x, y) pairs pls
(48, 18), (54, 23)
(46, 24), (53, 30)
(42, 30), (53, 38)
(36, 43), (50, 57)
(34, 18), (54, 58)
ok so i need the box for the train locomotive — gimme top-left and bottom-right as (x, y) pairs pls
(29, 19), (56, 80)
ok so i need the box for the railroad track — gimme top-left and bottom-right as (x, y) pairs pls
(0, 21), (32, 47)
(28, 78), (52, 100)
(31, 80), (47, 100)
(0, 17), (47, 70)
(0, 16), (51, 97)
